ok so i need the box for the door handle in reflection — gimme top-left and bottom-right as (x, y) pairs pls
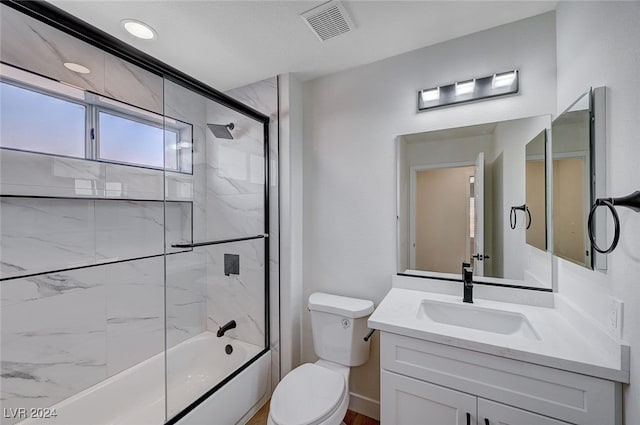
(466, 412), (471, 425)
(485, 419), (490, 425)
(472, 254), (491, 261)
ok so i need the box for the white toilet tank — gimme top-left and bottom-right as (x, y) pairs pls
(308, 292), (375, 367)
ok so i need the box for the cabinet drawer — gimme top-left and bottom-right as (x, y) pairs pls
(381, 332), (619, 425)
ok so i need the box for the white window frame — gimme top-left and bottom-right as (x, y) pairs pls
(0, 70), (193, 174)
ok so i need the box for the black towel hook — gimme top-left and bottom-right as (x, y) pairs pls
(510, 204), (532, 230)
(588, 190), (640, 254)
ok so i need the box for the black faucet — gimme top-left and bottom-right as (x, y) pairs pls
(217, 320), (236, 337)
(462, 262), (473, 303)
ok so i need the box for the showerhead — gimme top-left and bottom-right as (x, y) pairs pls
(207, 122), (235, 140)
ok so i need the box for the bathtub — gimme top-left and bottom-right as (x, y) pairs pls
(17, 331), (269, 425)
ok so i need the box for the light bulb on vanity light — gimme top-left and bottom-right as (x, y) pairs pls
(455, 79), (475, 96)
(493, 71), (517, 88)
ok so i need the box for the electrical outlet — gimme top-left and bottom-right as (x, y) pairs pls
(608, 297), (623, 338)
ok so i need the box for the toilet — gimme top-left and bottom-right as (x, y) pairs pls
(268, 292), (374, 425)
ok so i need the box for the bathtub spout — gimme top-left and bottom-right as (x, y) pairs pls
(217, 320), (237, 337)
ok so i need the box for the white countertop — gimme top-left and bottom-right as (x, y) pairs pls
(369, 286), (630, 383)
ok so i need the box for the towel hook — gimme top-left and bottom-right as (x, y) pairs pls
(510, 204), (531, 230)
(588, 191), (640, 254)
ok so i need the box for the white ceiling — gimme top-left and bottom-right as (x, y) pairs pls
(49, 1), (556, 91)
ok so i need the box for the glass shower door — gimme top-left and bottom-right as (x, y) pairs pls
(163, 78), (269, 421)
(0, 5), (168, 424)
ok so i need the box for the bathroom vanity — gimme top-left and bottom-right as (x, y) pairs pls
(369, 276), (629, 425)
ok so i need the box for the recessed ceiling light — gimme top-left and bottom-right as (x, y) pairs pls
(63, 62), (91, 74)
(121, 19), (156, 40)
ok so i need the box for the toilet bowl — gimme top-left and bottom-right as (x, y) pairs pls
(268, 293), (374, 425)
(267, 361), (349, 425)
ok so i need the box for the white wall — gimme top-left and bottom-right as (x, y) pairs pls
(301, 11), (556, 408)
(555, 2), (640, 424)
(278, 74), (305, 378)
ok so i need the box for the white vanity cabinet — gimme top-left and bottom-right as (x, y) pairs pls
(380, 332), (622, 425)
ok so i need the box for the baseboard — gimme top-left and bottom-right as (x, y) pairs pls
(348, 392), (380, 420)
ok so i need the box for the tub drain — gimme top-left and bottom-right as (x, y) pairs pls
(225, 344), (233, 355)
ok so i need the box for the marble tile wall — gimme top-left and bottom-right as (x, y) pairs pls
(163, 80), (209, 349)
(204, 239), (265, 348)
(0, 257), (166, 425)
(225, 77), (280, 390)
(0, 149), (195, 202)
(0, 198), (192, 279)
(0, 150), (106, 198)
(0, 4), (163, 114)
(1, 4), (280, 417)
(204, 112), (266, 241)
(165, 251), (208, 349)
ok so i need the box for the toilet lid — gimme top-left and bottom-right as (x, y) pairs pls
(270, 363), (346, 425)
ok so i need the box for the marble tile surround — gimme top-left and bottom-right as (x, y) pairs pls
(0, 4), (163, 114)
(0, 20), (279, 419)
(205, 239), (265, 348)
(0, 198), (192, 279)
(0, 256), (173, 425)
(0, 149), (195, 202)
(225, 77), (280, 390)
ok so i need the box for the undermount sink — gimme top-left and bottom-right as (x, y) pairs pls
(417, 299), (541, 340)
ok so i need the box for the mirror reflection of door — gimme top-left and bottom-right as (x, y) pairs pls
(553, 154), (589, 266)
(474, 152), (485, 275)
(398, 115), (553, 288)
(525, 130), (547, 251)
(551, 103), (591, 268)
(412, 162), (483, 275)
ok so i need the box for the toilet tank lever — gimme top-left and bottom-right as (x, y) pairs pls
(364, 328), (376, 342)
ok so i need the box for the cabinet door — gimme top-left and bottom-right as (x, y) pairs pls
(381, 370), (477, 425)
(478, 399), (571, 425)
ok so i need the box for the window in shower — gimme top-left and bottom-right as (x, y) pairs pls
(0, 80), (86, 157)
(1, 3), (270, 425)
(0, 68), (193, 173)
(97, 110), (184, 171)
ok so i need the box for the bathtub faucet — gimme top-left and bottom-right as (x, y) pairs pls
(217, 320), (237, 337)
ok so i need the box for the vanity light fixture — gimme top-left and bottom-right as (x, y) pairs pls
(493, 70), (517, 88)
(121, 19), (157, 40)
(418, 69), (519, 112)
(63, 62), (91, 74)
(455, 79), (475, 96)
(421, 87), (440, 102)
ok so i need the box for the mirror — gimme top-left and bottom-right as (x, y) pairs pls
(525, 130), (547, 251)
(396, 115), (553, 289)
(551, 88), (606, 270)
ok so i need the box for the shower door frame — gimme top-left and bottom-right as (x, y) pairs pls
(2, 1), (272, 423)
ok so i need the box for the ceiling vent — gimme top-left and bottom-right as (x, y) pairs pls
(301, 0), (355, 42)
